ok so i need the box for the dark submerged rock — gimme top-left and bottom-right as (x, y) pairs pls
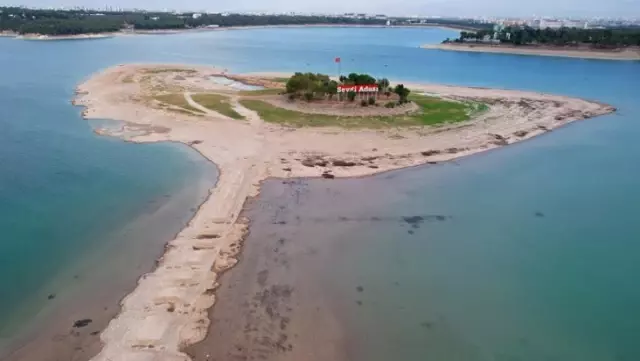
(73, 319), (93, 328)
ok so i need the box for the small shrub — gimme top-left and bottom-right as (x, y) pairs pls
(368, 97), (376, 105)
(385, 101), (396, 108)
(347, 91), (356, 102)
(360, 99), (368, 107)
(303, 92), (314, 102)
(288, 93), (296, 101)
(384, 91), (391, 98)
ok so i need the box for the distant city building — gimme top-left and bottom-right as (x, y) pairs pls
(538, 19), (563, 29)
(562, 20), (588, 29)
(499, 19), (526, 27)
(529, 19), (589, 30)
(192, 13), (202, 19)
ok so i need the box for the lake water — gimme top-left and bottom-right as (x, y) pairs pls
(1, 27), (639, 360)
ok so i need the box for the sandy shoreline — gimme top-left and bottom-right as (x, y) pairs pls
(423, 43), (640, 61)
(16, 33), (117, 40)
(63, 63), (615, 361)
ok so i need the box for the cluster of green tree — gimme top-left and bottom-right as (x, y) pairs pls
(338, 73), (377, 85)
(393, 84), (411, 103)
(0, 7), (387, 35)
(285, 72), (410, 104)
(450, 27), (640, 47)
(286, 72), (339, 101)
(16, 19), (123, 35)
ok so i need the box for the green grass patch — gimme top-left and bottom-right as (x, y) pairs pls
(239, 94), (486, 128)
(472, 103), (490, 114)
(270, 77), (290, 83)
(408, 93), (475, 125)
(192, 93), (245, 120)
(153, 93), (204, 115)
(237, 88), (284, 96)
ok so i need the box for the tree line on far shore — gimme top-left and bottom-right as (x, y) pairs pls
(0, 7), (387, 35)
(446, 27), (640, 48)
(285, 72), (410, 106)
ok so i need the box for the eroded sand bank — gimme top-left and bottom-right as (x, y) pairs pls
(73, 63), (614, 361)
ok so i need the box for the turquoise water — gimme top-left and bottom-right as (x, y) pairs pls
(1, 26), (639, 359)
(0, 37), (220, 353)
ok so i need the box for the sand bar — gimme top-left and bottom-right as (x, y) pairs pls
(73, 63), (615, 361)
(423, 43), (640, 61)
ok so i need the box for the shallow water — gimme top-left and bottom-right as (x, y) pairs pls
(0, 39), (218, 357)
(1, 26), (639, 360)
(209, 75), (264, 90)
(197, 134), (640, 360)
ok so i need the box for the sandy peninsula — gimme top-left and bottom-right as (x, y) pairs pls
(72, 63), (614, 361)
(423, 43), (640, 61)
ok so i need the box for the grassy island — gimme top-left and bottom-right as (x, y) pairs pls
(70, 63), (615, 361)
(237, 72), (485, 128)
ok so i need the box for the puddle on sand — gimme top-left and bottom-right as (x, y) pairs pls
(208, 76), (264, 91)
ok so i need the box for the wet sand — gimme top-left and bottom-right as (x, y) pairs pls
(185, 179), (352, 361)
(185, 173), (433, 361)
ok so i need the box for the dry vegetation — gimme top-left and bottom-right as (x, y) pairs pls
(191, 93), (245, 120)
(152, 93), (204, 115)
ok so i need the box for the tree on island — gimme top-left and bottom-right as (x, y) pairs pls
(284, 71), (412, 106)
(394, 84), (411, 103)
(377, 78), (390, 92)
(343, 73), (377, 85)
(285, 72), (338, 102)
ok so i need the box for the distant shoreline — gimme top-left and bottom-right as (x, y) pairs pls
(2, 23), (463, 41)
(423, 43), (640, 61)
(17, 33), (117, 40)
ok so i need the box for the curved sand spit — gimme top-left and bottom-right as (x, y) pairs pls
(73, 63), (615, 361)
